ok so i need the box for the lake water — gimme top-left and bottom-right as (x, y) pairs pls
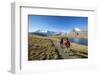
(69, 38), (88, 46)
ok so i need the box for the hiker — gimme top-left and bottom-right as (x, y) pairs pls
(60, 38), (64, 48)
(63, 38), (70, 53)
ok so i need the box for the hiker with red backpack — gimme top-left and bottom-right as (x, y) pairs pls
(62, 38), (71, 53)
(63, 38), (70, 48)
(60, 38), (70, 48)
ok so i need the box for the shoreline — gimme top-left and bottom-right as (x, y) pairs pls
(70, 42), (87, 53)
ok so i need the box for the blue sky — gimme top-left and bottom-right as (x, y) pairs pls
(28, 15), (88, 32)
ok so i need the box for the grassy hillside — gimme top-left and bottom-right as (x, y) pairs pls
(28, 35), (61, 60)
(70, 43), (88, 58)
(28, 33), (88, 60)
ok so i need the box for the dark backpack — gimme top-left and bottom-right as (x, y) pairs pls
(60, 38), (63, 44)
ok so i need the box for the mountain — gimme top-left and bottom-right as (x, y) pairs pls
(73, 27), (81, 32)
(32, 30), (59, 36)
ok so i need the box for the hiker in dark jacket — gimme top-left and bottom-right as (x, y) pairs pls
(60, 38), (64, 48)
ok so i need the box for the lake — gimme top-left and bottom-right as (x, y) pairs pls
(69, 38), (88, 46)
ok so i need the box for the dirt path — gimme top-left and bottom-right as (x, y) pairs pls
(53, 41), (79, 59)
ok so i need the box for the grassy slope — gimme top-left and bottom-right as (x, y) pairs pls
(28, 35), (60, 60)
(70, 43), (88, 58)
(28, 34), (88, 60)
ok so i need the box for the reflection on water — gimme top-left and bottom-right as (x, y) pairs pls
(69, 38), (88, 46)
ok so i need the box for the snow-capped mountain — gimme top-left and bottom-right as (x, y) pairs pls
(73, 27), (81, 32)
(32, 30), (59, 36)
(35, 30), (49, 33)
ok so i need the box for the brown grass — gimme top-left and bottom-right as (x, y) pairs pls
(70, 43), (88, 58)
(28, 33), (88, 60)
(28, 35), (59, 60)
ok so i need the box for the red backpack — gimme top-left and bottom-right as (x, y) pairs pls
(64, 40), (70, 48)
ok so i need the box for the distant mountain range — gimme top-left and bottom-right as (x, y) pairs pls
(30, 28), (87, 36)
(31, 30), (61, 36)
